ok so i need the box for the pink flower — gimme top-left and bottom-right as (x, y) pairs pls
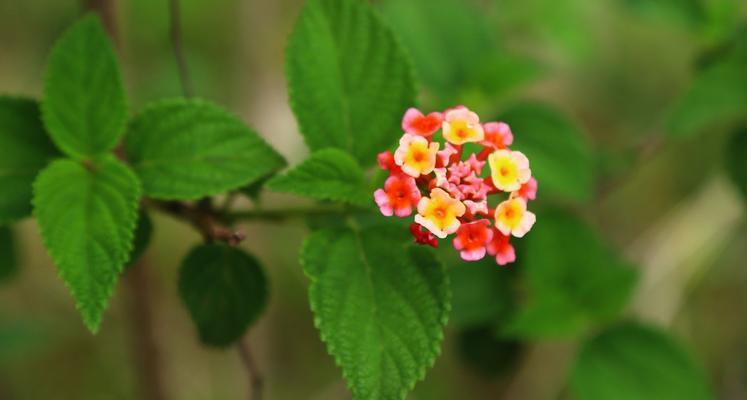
(481, 122), (513, 149)
(443, 107), (484, 145)
(437, 143), (458, 166)
(453, 220), (493, 261)
(402, 108), (443, 137)
(516, 177), (538, 201)
(464, 153), (485, 174)
(463, 199), (488, 216)
(373, 174), (421, 217)
(487, 230), (516, 266)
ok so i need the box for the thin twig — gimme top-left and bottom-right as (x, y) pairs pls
(147, 200), (246, 245)
(125, 257), (169, 400)
(224, 205), (357, 223)
(237, 337), (263, 400)
(169, 0), (193, 97)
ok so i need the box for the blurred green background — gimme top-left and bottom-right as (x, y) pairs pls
(1, 0), (747, 399)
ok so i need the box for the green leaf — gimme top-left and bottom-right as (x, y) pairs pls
(42, 14), (128, 158)
(571, 322), (713, 400)
(727, 127), (747, 201)
(498, 103), (595, 202)
(669, 55), (747, 138)
(448, 257), (517, 329)
(0, 227), (19, 283)
(125, 210), (153, 270)
(0, 97), (59, 224)
(33, 157), (141, 332)
(623, 0), (705, 29)
(504, 211), (637, 339)
(125, 98), (286, 200)
(286, 0), (416, 165)
(178, 244), (268, 347)
(266, 149), (370, 206)
(301, 224), (450, 400)
(379, 0), (493, 95)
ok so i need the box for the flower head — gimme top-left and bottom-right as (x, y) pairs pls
(453, 220), (493, 261)
(402, 108), (443, 137)
(373, 174), (421, 217)
(488, 150), (531, 192)
(394, 134), (439, 178)
(487, 230), (516, 266)
(442, 107), (484, 145)
(481, 122), (513, 149)
(374, 106), (538, 267)
(494, 197), (536, 238)
(414, 188), (466, 238)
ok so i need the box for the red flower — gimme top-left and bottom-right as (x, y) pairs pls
(402, 108), (443, 137)
(486, 229), (516, 266)
(374, 174), (421, 217)
(453, 220), (493, 261)
(410, 223), (438, 247)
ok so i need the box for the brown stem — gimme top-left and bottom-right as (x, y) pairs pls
(237, 337), (263, 400)
(125, 257), (169, 400)
(84, 0), (119, 44)
(169, 0), (193, 97)
(147, 199), (246, 245)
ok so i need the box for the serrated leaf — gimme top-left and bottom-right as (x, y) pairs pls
(0, 227), (19, 283)
(266, 149), (370, 206)
(504, 211), (637, 339)
(571, 322), (713, 400)
(301, 224), (450, 400)
(0, 97), (59, 224)
(669, 56), (747, 138)
(125, 210), (153, 270)
(33, 157), (141, 332)
(125, 98), (286, 200)
(498, 103), (595, 202)
(178, 244), (268, 347)
(726, 127), (747, 201)
(42, 14), (128, 158)
(286, 0), (416, 165)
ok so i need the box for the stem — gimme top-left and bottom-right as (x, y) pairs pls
(147, 200), (245, 245)
(237, 337), (263, 400)
(125, 257), (169, 400)
(84, 0), (118, 43)
(169, 0), (193, 97)
(224, 205), (356, 223)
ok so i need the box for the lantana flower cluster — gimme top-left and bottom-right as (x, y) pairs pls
(374, 106), (537, 266)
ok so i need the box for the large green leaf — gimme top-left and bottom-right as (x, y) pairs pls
(571, 322), (713, 400)
(33, 157), (141, 332)
(726, 127), (747, 201)
(669, 55), (747, 138)
(0, 227), (18, 283)
(0, 97), (59, 224)
(286, 0), (416, 165)
(178, 244), (267, 347)
(125, 98), (286, 200)
(301, 224), (450, 400)
(504, 211), (637, 339)
(498, 103), (595, 202)
(266, 149), (370, 206)
(42, 14), (128, 158)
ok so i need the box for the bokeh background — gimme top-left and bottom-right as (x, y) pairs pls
(1, 0), (747, 399)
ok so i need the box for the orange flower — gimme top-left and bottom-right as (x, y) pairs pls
(453, 220), (493, 261)
(494, 197), (536, 238)
(414, 188), (466, 238)
(394, 134), (439, 178)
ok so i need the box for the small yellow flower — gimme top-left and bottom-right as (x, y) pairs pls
(415, 188), (466, 238)
(494, 197), (535, 238)
(488, 150), (531, 192)
(394, 134), (439, 178)
(442, 107), (484, 145)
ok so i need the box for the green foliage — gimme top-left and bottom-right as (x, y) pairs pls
(456, 326), (520, 378)
(504, 211), (637, 338)
(266, 149), (371, 206)
(178, 244), (268, 347)
(41, 15), (128, 158)
(125, 211), (153, 269)
(301, 224), (450, 400)
(125, 98), (286, 200)
(498, 103), (595, 202)
(33, 157), (141, 332)
(0, 227), (18, 283)
(571, 322), (713, 400)
(623, 0), (705, 28)
(669, 55), (747, 138)
(0, 97), (59, 224)
(448, 258), (517, 329)
(286, 0), (416, 165)
(726, 127), (747, 201)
